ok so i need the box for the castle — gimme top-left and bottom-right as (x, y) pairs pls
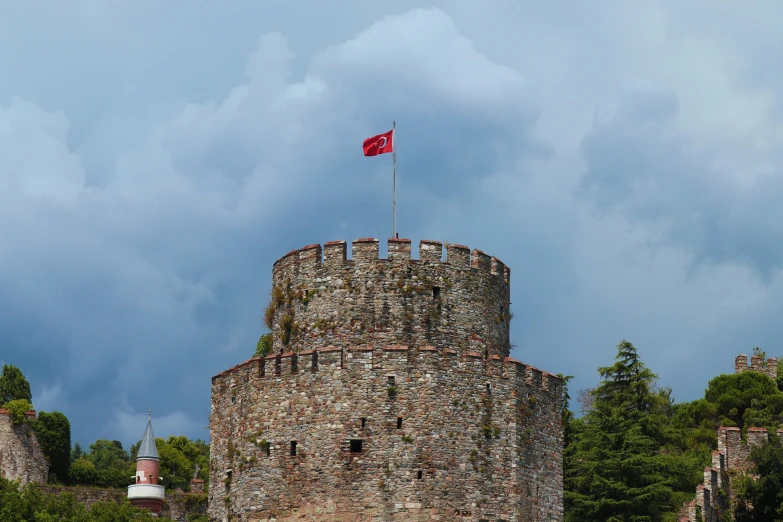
(209, 238), (564, 521)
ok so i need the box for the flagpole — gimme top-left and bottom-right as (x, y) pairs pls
(393, 120), (397, 239)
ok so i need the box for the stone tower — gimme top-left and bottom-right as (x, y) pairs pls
(210, 238), (564, 521)
(128, 411), (165, 515)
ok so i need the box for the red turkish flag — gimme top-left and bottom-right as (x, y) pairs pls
(362, 129), (394, 156)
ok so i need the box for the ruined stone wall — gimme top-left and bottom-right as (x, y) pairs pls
(0, 410), (48, 485)
(680, 427), (783, 522)
(268, 239), (511, 358)
(209, 347), (562, 522)
(735, 354), (778, 381)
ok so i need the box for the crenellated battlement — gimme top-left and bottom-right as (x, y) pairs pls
(210, 236), (563, 522)
(211, 344), (562, 398)
(268, 239), (512, 358)
(273, 238), (510, 285)
(735, 353), (778, 381)
(682, 426), (783, 522)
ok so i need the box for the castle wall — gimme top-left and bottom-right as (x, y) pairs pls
(209, 347), (563, 522)
(269, 239), (511, 358)
(682, 427), (783, 522)
(0, 410), (49, 485)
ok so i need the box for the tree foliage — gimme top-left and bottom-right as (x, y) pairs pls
(565, 340), (689, 522)
(734, 434), (783, 521)
(2, 399), (33, 424)
(0, 477), (172, 521)
(255, 332), (273, 358)
(0, 364), (32, 404)
(32, 411), (72, 483)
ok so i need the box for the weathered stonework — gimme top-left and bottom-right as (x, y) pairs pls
(680, 354), (783, 522)
(210, 239), (563, 522)
(0, 410), (48, 485)
(268, 238), (511, 357)
(680, 427), (783, 522)
(735, 353), (777, 381)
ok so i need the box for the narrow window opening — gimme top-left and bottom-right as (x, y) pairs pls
(290, 441), (297, 456)
(265, 443), (270, 456)
(397, 417), (403, 429)
(350, 439), (363, 453)
(387, 376), (395, 385)
(417, 470), (423, 479)
(432, 286), (440, 299)
(486, 383), (491, 393)
(361, 417), (366, 428)
(484, 348), (489, 359)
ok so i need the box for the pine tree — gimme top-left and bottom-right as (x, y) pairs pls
(565, 340), (676, 522)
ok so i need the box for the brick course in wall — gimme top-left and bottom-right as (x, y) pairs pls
(209, 239), (563, 522)
(0, 410), (48, 485)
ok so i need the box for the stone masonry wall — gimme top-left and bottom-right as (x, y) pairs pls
(210, 238), (563, 522)
(0, 410), (48, 485)
(735, 354), (777, 381)
(680, 427), (783, 521)
(210, 347), (562, 522)
(37, 485), (208, 521)
(268, 239), (511, 358)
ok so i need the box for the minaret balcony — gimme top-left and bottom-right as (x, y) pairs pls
(127, 484), (165, 500)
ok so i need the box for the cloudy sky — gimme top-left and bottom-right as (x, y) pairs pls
(2, 1), (782, 448)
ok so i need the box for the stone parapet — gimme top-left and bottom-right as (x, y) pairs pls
(268, 238), (511, 358)
(735, 353), (778, 380)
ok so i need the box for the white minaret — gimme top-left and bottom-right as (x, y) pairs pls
(128, 409), (165, 515)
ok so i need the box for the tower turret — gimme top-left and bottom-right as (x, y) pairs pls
(209, 238), (564, 522)
(128, 410), (164, 514)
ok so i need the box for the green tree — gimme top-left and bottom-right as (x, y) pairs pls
(255, 332), (273, 358)
(69, 457), (98, 485)
(0, 476), (172, 521)
(0, 364), (32, 404)
(734, 434), (783, 521)
(565, 340), (680, 522)
(32, 411), (71, 483)
(71, 441), (85, 462)
(2, 398), (33, 424)
(87, 439), (130, 469)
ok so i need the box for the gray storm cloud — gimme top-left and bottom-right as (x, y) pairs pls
(1, 2), (782, 447)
